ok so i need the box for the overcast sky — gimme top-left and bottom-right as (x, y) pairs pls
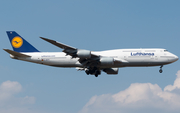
(0, 0), (180, 113)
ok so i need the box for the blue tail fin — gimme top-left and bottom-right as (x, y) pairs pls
(6, 31), (39, 52)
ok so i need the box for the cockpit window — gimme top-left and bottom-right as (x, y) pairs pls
(164, 50), (168, 52)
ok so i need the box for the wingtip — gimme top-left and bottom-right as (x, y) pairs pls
(40, 37), (55, 43)
(40, 37), (50, 40)
(3, 48), (8, 51)
(39, 37), (49, 41)
(39, 37), (45, 39)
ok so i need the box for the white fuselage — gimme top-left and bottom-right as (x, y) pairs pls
(12, 48), (178, 69)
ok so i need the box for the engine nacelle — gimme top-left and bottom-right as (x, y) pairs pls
(103, 68), (119, 74)
(100, 57), (114, 65)
(77, 49), (91, 58)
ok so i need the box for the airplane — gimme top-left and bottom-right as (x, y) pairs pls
(4, 31), (179, 77)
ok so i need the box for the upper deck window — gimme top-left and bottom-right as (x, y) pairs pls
(164, 50), (168, 52)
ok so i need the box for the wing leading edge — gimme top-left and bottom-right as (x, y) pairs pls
(40, 37), (99, 58)
(40, 37), (76, 50)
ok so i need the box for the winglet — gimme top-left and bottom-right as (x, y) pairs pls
(3, 49), (31, 57)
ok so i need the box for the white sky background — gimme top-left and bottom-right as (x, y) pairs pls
(0, 0), (180, 113)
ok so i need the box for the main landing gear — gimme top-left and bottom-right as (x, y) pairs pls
(159, 65), (163, 73)
(95, 70), (101, 77)
(85, 67), (101, 77)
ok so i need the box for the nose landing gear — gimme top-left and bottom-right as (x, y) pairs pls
(159, 65), (163, 73)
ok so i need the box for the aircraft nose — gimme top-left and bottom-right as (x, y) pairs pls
(174, 55), (179, 61)
(172, 54), (179, 62)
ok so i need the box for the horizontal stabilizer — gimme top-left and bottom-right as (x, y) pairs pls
(3, 49), (31, 57)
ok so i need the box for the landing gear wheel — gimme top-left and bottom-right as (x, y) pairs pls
(85, 70), (89, 75)
(159, 65), (163, 73)
(94, 70), (100, 77)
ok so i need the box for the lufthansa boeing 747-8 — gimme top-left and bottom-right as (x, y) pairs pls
(4, 31), (178, 77)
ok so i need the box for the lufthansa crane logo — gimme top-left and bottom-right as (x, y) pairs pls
(11, 36), (23, 48)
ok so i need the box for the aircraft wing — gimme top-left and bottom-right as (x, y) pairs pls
(40, 37), (128, 68)
(40, 37), (76, 50)
(40, 37), (99, 58)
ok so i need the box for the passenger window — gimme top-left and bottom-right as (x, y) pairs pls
(164, 50), (168, 52)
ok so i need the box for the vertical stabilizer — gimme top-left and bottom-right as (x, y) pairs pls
(6, 31), (39, 52)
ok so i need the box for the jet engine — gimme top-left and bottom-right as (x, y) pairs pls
(100, 57), (114, 65)
(77, 49), (91, 58)
(103, 68), (119, 74)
